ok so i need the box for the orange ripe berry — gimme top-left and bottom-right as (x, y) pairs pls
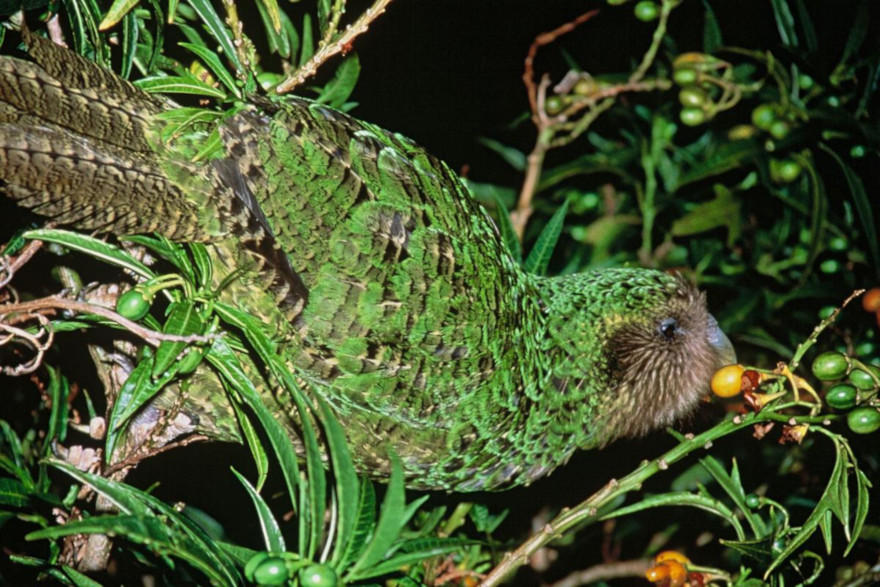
(863, 288), (880, 313)
(711, 364), (745, 398)
(645, 563), (671, 583)
(655, 550), (691, 565)
(665, 560), (689, 587)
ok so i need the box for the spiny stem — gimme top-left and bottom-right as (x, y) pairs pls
(276, 0), (393, 94)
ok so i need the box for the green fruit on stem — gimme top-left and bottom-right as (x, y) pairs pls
(825, 384), (858, 410)
(545, 95), (565, 115)
(679, 86), (709, 108)
(811, 351), (849, 381)
(253, 556), (290, 586)
(672, 67), (698, 86)
(769, 158), (801, 183)
(847, 407), (880, 434)
(751, 104), (776, 130)
(634, 0), (659, 21)
(116, 288), (152, 320)
(680, 107), (706, 126)
(299, 564), (338, 587)
(848, 366), (880, 391)
(768, 120), (791, 140)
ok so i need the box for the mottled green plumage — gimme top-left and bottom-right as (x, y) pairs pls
(0, 33), (735, 491)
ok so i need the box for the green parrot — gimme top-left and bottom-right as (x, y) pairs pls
(0, 31), (735, 491)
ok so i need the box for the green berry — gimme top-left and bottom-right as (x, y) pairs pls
(818, 306), (836, 320)
(847, 407), (880, 434)
(244, 552), (271, 581)
(573, 78), (595, 96)
(751, 104), (776, 130)
(797, 74), (814, 90)
(770, 158), (801, 183)
(828, 236), (848, 252)
(673, 67), (698, 86)
(634, 0), (660, 21)
(545, 95), (565, 115)
(820, 259), (840, 274)
(825, 384), (858, 410)
(768, 120), (791, 140)
(745, 494), (760, 509)
(679, 86), (709, 108)
(253, 556), (290, 586)
(850, 145), (866, 158)
(116, 288), (152, 321)
(811, 351), (849, 381)
(680, 107), (706, 126)
(848, 366), (880, 391)
(299, 564), (338, 587)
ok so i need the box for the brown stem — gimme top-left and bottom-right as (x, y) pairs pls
(547, 559), (652, 587)
(1, 297), (214, 347)
(276, 0), (394, 94)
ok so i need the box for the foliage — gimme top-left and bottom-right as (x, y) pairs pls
(1, 0), (878, 586)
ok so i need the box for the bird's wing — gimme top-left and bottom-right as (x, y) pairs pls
(218, 101), (531, 426)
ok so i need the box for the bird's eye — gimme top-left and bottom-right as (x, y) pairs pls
(659, 318), (678, 341)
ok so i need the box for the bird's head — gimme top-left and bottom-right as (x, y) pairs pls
(538, 268), (736, 447)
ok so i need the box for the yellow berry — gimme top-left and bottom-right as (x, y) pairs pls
(711, 364), (745, 397)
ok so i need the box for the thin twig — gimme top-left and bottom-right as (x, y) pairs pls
(547, 559), (652, 587)
(1, 297), (215, 347)
(0, 239), (44, 289)
(522, 10), (600, 122)
(276, 0), (394, 94)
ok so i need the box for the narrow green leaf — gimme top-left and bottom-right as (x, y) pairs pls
(206, 335), (301, 513)
(258, 0), (281, 33)
(98, 0), (140, 30)
(524, 200), (568, 275)
(601, 491), (746, 540)
(0, 477), (30, 507)
(701, 0), (723, 53)
(23, 229), (156, 280)
(316, 0), (331, 37)
(319, 399), (360, 568)
(846, 469), (871, 555)
(356, 539), (471, 579)
(316, 54), (361, 108)
(791, 152), (827, 281)
(337, 478), (377, 570)
(834, 0), (868, 75)
(489, 190), (522, 264)
(152, 300), (203, 378)
(45, 367), (70, 448)
(299, 13), (315, 66)
(105, 358), (175, 458)
(135, 74), (227, 98)
(232, 468), (286, 553)
(700, 456), (766, 537)
(769, 0), (798, 48)
(256, 0), (291, 57)
(478, 137), (526, 171)
(793, 0), (817, 54)
(346, 455), (406, 580)
(185, 0), (243, 72)
(189, 243), (213, 290)
(179, 42), (240, 97)
(819, 144), (879, 273)
(119, 10), (138, 79)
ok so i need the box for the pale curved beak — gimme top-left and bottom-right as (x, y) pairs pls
(707, 314), (737, 366)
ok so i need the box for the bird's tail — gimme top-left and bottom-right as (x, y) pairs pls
(0, 29), (238, 241)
